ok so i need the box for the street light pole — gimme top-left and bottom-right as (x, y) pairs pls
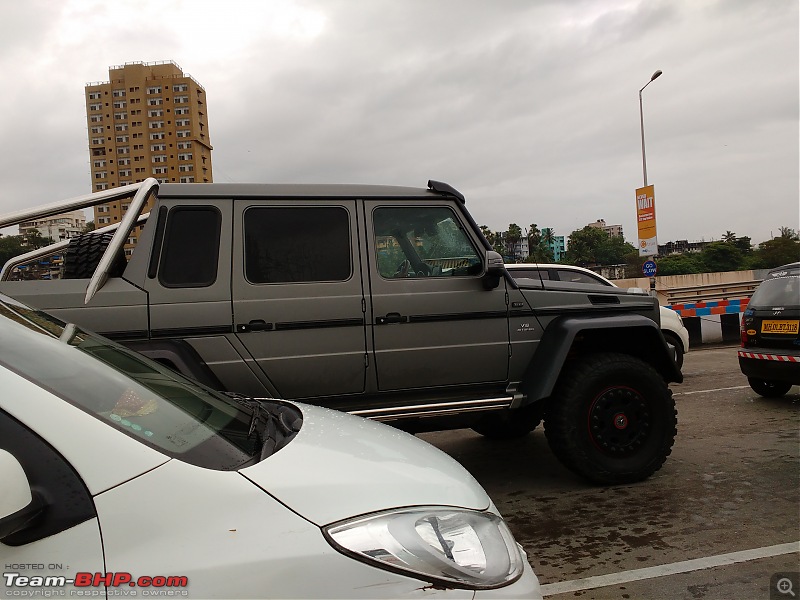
(639, 69), (662, 187)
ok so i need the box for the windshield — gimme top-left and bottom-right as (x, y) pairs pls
(749, 276), (800, 309)
(0, 294), (298, 470)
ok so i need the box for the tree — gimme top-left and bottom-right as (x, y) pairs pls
(779, 227), (800, 241)
(750, 236), (800, 269)
(83, 221), (96, 233)
(505, 223), (522, 259)
(722, 231), (737, 243)
(655, 253), (705, 276)
(564, 226), (609, 266)
(700, 241), (745, 273)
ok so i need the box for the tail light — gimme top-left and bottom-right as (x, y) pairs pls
(740, 314), (748, 347)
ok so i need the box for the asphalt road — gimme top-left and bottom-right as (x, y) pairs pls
(420, 345), (800, 600)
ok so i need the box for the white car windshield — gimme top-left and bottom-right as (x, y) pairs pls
(0, 294), (300, 470)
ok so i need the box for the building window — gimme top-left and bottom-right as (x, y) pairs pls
(173, 84), (189, 92)
(93, 160), (106, 168)
(174, 95), (189, 104)
(116, 135), (129, 143)
(175, 107), (190, 115)
(117, 146), (130, 155)
(150, 132), (166, 140)
(94, 171), (107, 179)
(88, 91), (102, 100)
(147, 86), (162, 94)
(177, 153), (193, 161)
(90, 126), (104, 134)
(179, 176), (195, 183)
(147, 109), (164, 117)
(119, 169), (132, 177)
(153, 167), (168, 174)
(96, 185), (109, 192)
(114, 112), (127, 120)
(89, 103), (102, 111)
(177, 141), (192, 150)
(149, 121), (164, 129)
(115, 124), (128, 132)
(151, 144), (167, 152)
(113, 100), (126, 109)
(97, 206), (109, 213)
(178, 165), (193, 172)
(131, 121), (143, 127)
(176, 130), (191, 138)
(176, 119), (190, 127)
(89, 115), (103, 123)
(152, 155), (167, 163)
(112, 89), (126, 97)
(91, 137), (104, 145)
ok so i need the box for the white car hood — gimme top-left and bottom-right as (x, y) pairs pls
(240, 403), (490, 526)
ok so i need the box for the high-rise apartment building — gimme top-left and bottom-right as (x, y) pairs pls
(85, 61), (212, 252)
(587, 219), (623, 238)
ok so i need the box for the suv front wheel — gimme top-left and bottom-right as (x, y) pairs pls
(544, 353), (677, 485)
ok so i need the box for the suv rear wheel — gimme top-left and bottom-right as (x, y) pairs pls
(544, 353), (677, 485)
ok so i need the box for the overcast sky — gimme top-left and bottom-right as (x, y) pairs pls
(1, 0), (797, 245)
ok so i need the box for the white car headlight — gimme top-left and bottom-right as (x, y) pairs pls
(324, 507), (525, 589)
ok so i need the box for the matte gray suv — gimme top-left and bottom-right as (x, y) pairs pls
(0, 179), (681, 484)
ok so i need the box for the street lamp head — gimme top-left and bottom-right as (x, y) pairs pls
(651, 69), (663, 81)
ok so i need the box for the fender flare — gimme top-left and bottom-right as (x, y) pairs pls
(519, 313), (682, 405)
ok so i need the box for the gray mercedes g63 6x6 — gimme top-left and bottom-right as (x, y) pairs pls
(0, 179), (681, 484)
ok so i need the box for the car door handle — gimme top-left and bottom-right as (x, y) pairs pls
(376, 313), (407, 325)
(236, 319), (274, 333)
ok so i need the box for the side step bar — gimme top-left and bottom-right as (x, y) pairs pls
(350, 396), (514, 422)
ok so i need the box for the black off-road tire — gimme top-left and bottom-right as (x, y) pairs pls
(544, 353), (677, 485)
(747, 378), (792, 398)
(472, 402), (545, 440)
(62, 233), (127, 280)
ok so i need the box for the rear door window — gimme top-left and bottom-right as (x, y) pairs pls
(158, 207), (221, 288)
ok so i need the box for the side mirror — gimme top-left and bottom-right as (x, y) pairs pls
(482, 251), (504, 290)
(0, 450), (43, 540)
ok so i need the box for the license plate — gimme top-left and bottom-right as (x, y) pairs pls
(761, 320), (799, 334)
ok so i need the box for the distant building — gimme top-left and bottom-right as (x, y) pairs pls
(587, 219), (623, 238)
(658, 239), (712, 255)
(85, 60), (213, 254)
(19, 211), (87, 241)
(542, 228), (566, 262)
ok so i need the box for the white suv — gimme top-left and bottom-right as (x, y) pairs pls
(506, 263), (689, 369)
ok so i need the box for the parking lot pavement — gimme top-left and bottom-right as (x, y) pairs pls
(420, 345), (800, 599)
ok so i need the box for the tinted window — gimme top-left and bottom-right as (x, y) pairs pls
(159, 207), (221, 287)
(244, 207), (352, 283)
(373, 206), (481, 279)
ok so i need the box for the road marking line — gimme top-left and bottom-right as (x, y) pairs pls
(539, 541), (800, 596)
(674, 385), (749, 396)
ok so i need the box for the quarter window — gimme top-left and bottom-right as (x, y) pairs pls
(158, 207), (221, 288)
(244, 207), (351, 284)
